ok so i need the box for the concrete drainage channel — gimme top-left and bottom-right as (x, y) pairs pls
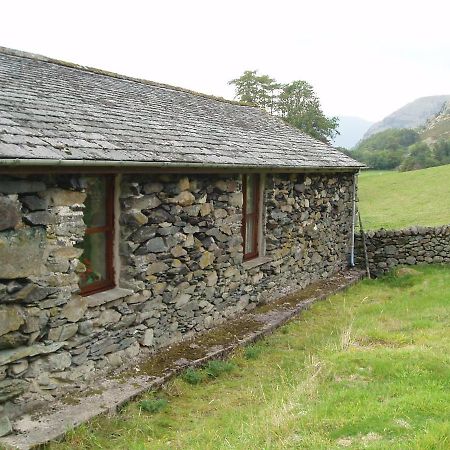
(0, 269), (364, 450)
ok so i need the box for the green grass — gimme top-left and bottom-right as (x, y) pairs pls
(358, 165), (450, 229)
(47, 265), (450, 449)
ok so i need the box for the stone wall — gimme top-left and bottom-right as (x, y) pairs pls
(0, 171), (355, 422)
(356, 225), (450, 275)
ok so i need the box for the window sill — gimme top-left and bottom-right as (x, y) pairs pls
(242, 256), (272, 270)
(85, 287), (134, 308)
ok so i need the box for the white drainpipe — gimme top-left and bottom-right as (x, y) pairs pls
(350, 172), (357, 267)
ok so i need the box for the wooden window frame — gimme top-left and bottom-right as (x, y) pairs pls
(242, 174), (261, 261)
(80, 176), (115, 296)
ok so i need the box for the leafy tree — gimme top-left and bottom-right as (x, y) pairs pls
(350, 129), (421, 170)
(229, 71), (338, 143)
(400, 142), (438, 171)
(433, 139), (450, 165)
(355, 128), (420, 152)
(278, 81), (338, 142)
(228, 70), (279, 113)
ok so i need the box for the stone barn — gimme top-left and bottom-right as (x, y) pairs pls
(0, 47), (363, 426)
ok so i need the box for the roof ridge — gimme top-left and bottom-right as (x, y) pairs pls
(0, 46), (256, 108)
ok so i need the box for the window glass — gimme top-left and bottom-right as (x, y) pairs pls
(77, 176), (114, 295)
(245, 175), (255, 214)
(83, 177), (107, 228)
(242, 174), (260, 261)
(245, 216), (255, 255)
(79, 233), (107, 289)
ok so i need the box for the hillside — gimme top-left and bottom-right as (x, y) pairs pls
(422, 101), (450, 142)
(358, 164), (450, 229)
(333, 116), (373, 149)
(363, 95), (450, 139)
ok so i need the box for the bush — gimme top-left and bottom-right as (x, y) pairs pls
(244, 345), (262, 360)
(205, 360), (236, 378)
(139, 398), (168, 414)
(182, 368), (205, 385)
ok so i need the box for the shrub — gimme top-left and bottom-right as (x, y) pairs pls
(244, 345), (262, 360)
(139, 398), (168, 414)
(205, 360), (236, 378)
(182, 368), (205, 385)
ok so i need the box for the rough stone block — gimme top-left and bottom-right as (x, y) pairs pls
(0, 414), (13, 437)
(23, 211), (55, 226)
(45, 189), (86, 206)
(21, 194), (48, 211)
(61, 296), (88, 322)
(0, 196), (21, 231)
(0, 227), (47, 279)
(0, 305), (25, 337)
(47, 323), (78, 342)
(0, 379), (28, 402)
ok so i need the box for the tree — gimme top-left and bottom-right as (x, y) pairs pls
(278, 81), (338, 142)
(433, 139), (450, 165)
(229, 71), (338, 143)
(399, 142), (438, 171)
(228, 71), (279, 113)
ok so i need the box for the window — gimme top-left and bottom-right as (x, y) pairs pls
(242, 174), (261, 261)
(78, 176), (115, 295)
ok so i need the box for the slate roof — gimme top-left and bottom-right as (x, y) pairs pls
(0, 47), (363, 170)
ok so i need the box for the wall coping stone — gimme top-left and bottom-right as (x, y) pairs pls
(0, 342), (65, 366)
(85, 287), (134, 308)
(242, 256), (272, 270)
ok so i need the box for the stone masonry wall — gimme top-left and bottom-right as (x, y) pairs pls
(0, 171), (354, 422)
(356, 225), (450, 275)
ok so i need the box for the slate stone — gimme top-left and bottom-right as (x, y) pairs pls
(47, 351), (72, 371)
(21, 194), (48, 211)
(147, 262), (169, 275)
(120, 210), (148, 226)
(141, 328), (154, 346)
(0, 332), (28, 350)
(124, 194), (161, 211)
(143, 182), (163, 194)
(0, 414), (13, 437)
(147, 208), (175, 224)
(23, 211), (55, 226)
(129, 225), (158, 243)
(0, 179), (46, 194)
(0, 50), (363, 171)
(0, 306), (24, 336)
(173, 191), (195, 206)
(47, 323), (79, 342)
(199, 251), (215, 269)
(45, 189), (86, 206)
(135, 237), (168, 255)
(0, 196), (21, 231)
(0, 227), (46, 279)
(0, 342), (65, 365)
(20, 285), (57, 304)
(61, 296), (88, 322)
(0, 379), (28, 402)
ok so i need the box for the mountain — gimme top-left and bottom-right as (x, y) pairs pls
(363, 95), (450, 139)
(348, 100), (450, 171)
(332, 116), (373, 149)
(421, 101), (450, 142)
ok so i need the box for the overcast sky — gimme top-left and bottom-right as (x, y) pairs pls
(1, 0), (449, 122)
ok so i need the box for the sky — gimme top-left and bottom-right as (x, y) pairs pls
(1, 0), (449, 122)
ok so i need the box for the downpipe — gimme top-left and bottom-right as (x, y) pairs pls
(349, 172), (357, 267)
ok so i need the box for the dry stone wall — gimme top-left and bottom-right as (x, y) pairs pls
(356, 226), (450, 275)
(0, 171), (355, 424)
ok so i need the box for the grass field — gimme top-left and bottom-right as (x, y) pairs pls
(358, 164), (450, 230)
(47, 265), (450, 450)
